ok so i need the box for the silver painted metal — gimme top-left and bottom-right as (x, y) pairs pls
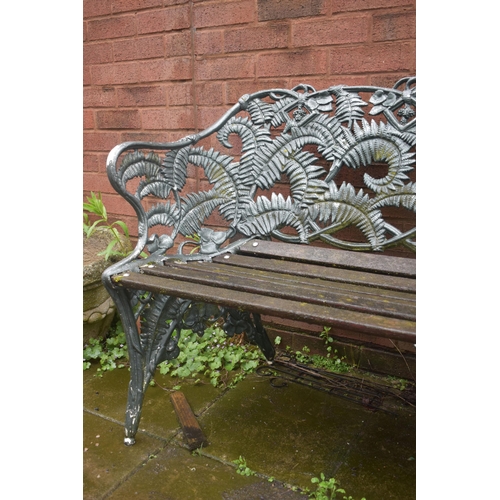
(102, 77), (416, 445)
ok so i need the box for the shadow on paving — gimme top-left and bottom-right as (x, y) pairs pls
(83, 365), (415, 500)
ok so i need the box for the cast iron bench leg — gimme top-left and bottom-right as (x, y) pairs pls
(124, 362), (146, 446)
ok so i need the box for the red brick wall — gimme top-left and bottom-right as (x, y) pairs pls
(84, 0), (416, 230)
(84, 0), (416, 367)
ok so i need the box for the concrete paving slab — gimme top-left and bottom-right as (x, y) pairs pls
(105, 445), (303, 500)
(84, 366), (223, 442)
(83, 412), (165, 500)
(84, 364), (415, 500)
(199, 373), (415, 500)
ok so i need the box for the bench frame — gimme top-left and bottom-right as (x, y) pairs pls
(102, 77), (416, 445)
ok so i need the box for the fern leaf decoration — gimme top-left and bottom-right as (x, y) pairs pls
(118, 150), (163, 187)
(140, 295), (186, 373)
(270, 96), (297, 128)
(139, 294), (171, 354)
(282, 148), (327, 204)
(370, 182), (416, 211)
(161, 147), (190, 191)
(188, 147), (238, 199)
(217, 117), (272, 188)
(246, 98), (275, 125)
(300, 113), (343, 161)
(325, 120), (415, 194)
(146, 202), (179, 228)
(177, 190), (231, 236)
(137, 180), (172, 200)
(309, 182), (386, 249)
(238, 193), (308, 241)
(330, 87), (368, 126)
(253, 133), (324, 190)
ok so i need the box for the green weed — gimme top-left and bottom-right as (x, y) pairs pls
(83, 321), (128, 375)
(232, 456), (256, 476)
(158, 326), (264, 388)
(84, 321), (264, 388)
(83, 191), (134, 260)
(309, 473), (366, 500)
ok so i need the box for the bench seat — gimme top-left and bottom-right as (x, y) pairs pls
(114, 239), (415, 342)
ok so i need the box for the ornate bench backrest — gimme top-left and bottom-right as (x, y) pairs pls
(106, 77), (416, 262)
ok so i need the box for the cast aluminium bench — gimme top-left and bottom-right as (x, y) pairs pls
(102, 77), (416, 445)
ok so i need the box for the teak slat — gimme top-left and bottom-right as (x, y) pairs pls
(151, 262), (415, 321)
(211, 253), (415, 293)
(114, 271), (416, 342)
(238, 240), (416, 278)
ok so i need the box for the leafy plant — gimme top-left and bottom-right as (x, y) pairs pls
(386, 375), (411, 391)
(232, 456), (256, 476)
(309, 473), (366, 500)
(84, 320), (264, 389)
(83, 191), (132, 260)
(282, 327), (352, 374)
(158, 326), (264, 388)
(83, 321), (129, 375)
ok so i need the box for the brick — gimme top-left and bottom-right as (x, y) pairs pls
(87, 15), (136, 41)
(370, 73), (413, 88)
(92, 63), (138, 85)
(164, 0), (190, 5)
(141, 108), (195, 130)
(165, 30), (192, 57)
(83, 21), (88, 43)
(84, 173), (116, 195)
(226, 79), (288, 103)
(96, 110), (141, 129)
(198, 106), (229, 129)
(84, 87), (116, 108)
(116, 85), (167, 106)
(292, 16), (369, 47)
(167, 83), (194, 105)
(84, 110), (95, 129)
(84, 131), (122, 151)
(111, 0), (163, 14)
(195, 56), (255, 81)
(84, 65), (92, 86)
(84, 0), (112, 19)
(100, 193), (138, 217)
(257, 50), (327, 77)
(194, 0), (255, 28)
(137, 57), (192, 82)
(137, 6), (190, 35)
(165, 57), (193, 81)
(258, 0), (326, 21)
(120, 132), (169, 143)
(373, 12), (416, 42)
(196, 82), (223, 106)
(331, 0), (414, 12)
(288, 75), (369, 91)
(195, 30), (224, 56)
(113, 36), (164, 62)
(225, 23), (289, 53)
(84, 153), (101, 173)
(84, 42), (114, 65)
(329, 42), (415, 74)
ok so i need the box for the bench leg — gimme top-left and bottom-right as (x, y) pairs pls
(252, 313), (276, 361)
(104, 283), (276, 445)
(223, 309), (275, 361)
(123, 363), (146, 446)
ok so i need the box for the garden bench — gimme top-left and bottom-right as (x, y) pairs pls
(102, 77), (416, 445)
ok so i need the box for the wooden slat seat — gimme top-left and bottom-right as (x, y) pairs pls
(115, 240), (416, 343)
